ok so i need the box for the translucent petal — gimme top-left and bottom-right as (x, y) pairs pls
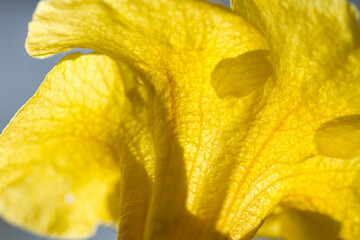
(0, 53), (126, 237)
(24, 1), (273, 239)
(4, 0), (358, 239)
(26, 0), (268, 72)
(7, 0), (272, 239)
(231, 0), (360, 239)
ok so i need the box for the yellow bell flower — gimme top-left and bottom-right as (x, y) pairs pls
(0, 0), (360, 239)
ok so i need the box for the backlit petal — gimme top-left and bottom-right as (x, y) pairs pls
(2, 0), (357, 239)
(24, 1), (273, 239)
(231, 0), (360, 239)
(0, 53), (128, 237)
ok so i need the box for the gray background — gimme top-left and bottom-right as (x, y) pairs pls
(0, 0), (359, 239)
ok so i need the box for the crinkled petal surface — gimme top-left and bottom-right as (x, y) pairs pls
(4, 0), (272, 240)
(0, 53), (128, 237)
(2, 0), (360, 240)
(231, 0), (360, 239)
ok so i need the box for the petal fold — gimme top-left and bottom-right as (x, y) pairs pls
(22, 1), (272, 239)
(8, 0), (359, 239)
(229, 0), (360, 239)
(26, 0), (268, 73)
(0, 53), (127, 237)
(232, 0), (360, 69)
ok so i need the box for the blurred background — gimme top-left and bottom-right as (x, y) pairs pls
(0, 0), (359, 239)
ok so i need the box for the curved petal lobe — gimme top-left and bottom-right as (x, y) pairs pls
(0, 53), (126, 237)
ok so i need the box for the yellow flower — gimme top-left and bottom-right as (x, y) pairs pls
(1, 0), (360, 239)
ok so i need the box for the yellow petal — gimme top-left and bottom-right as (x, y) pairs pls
(24, 1), (274, 239)
(285, 156), (359, 240)
(0, 53), (127, 237)
(231, 0), (360, 239)
(232, 0), (360, 69)
(8, 0), (358, 239)
(257, 155), (360, 240)
(26, 0), (268, 70)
